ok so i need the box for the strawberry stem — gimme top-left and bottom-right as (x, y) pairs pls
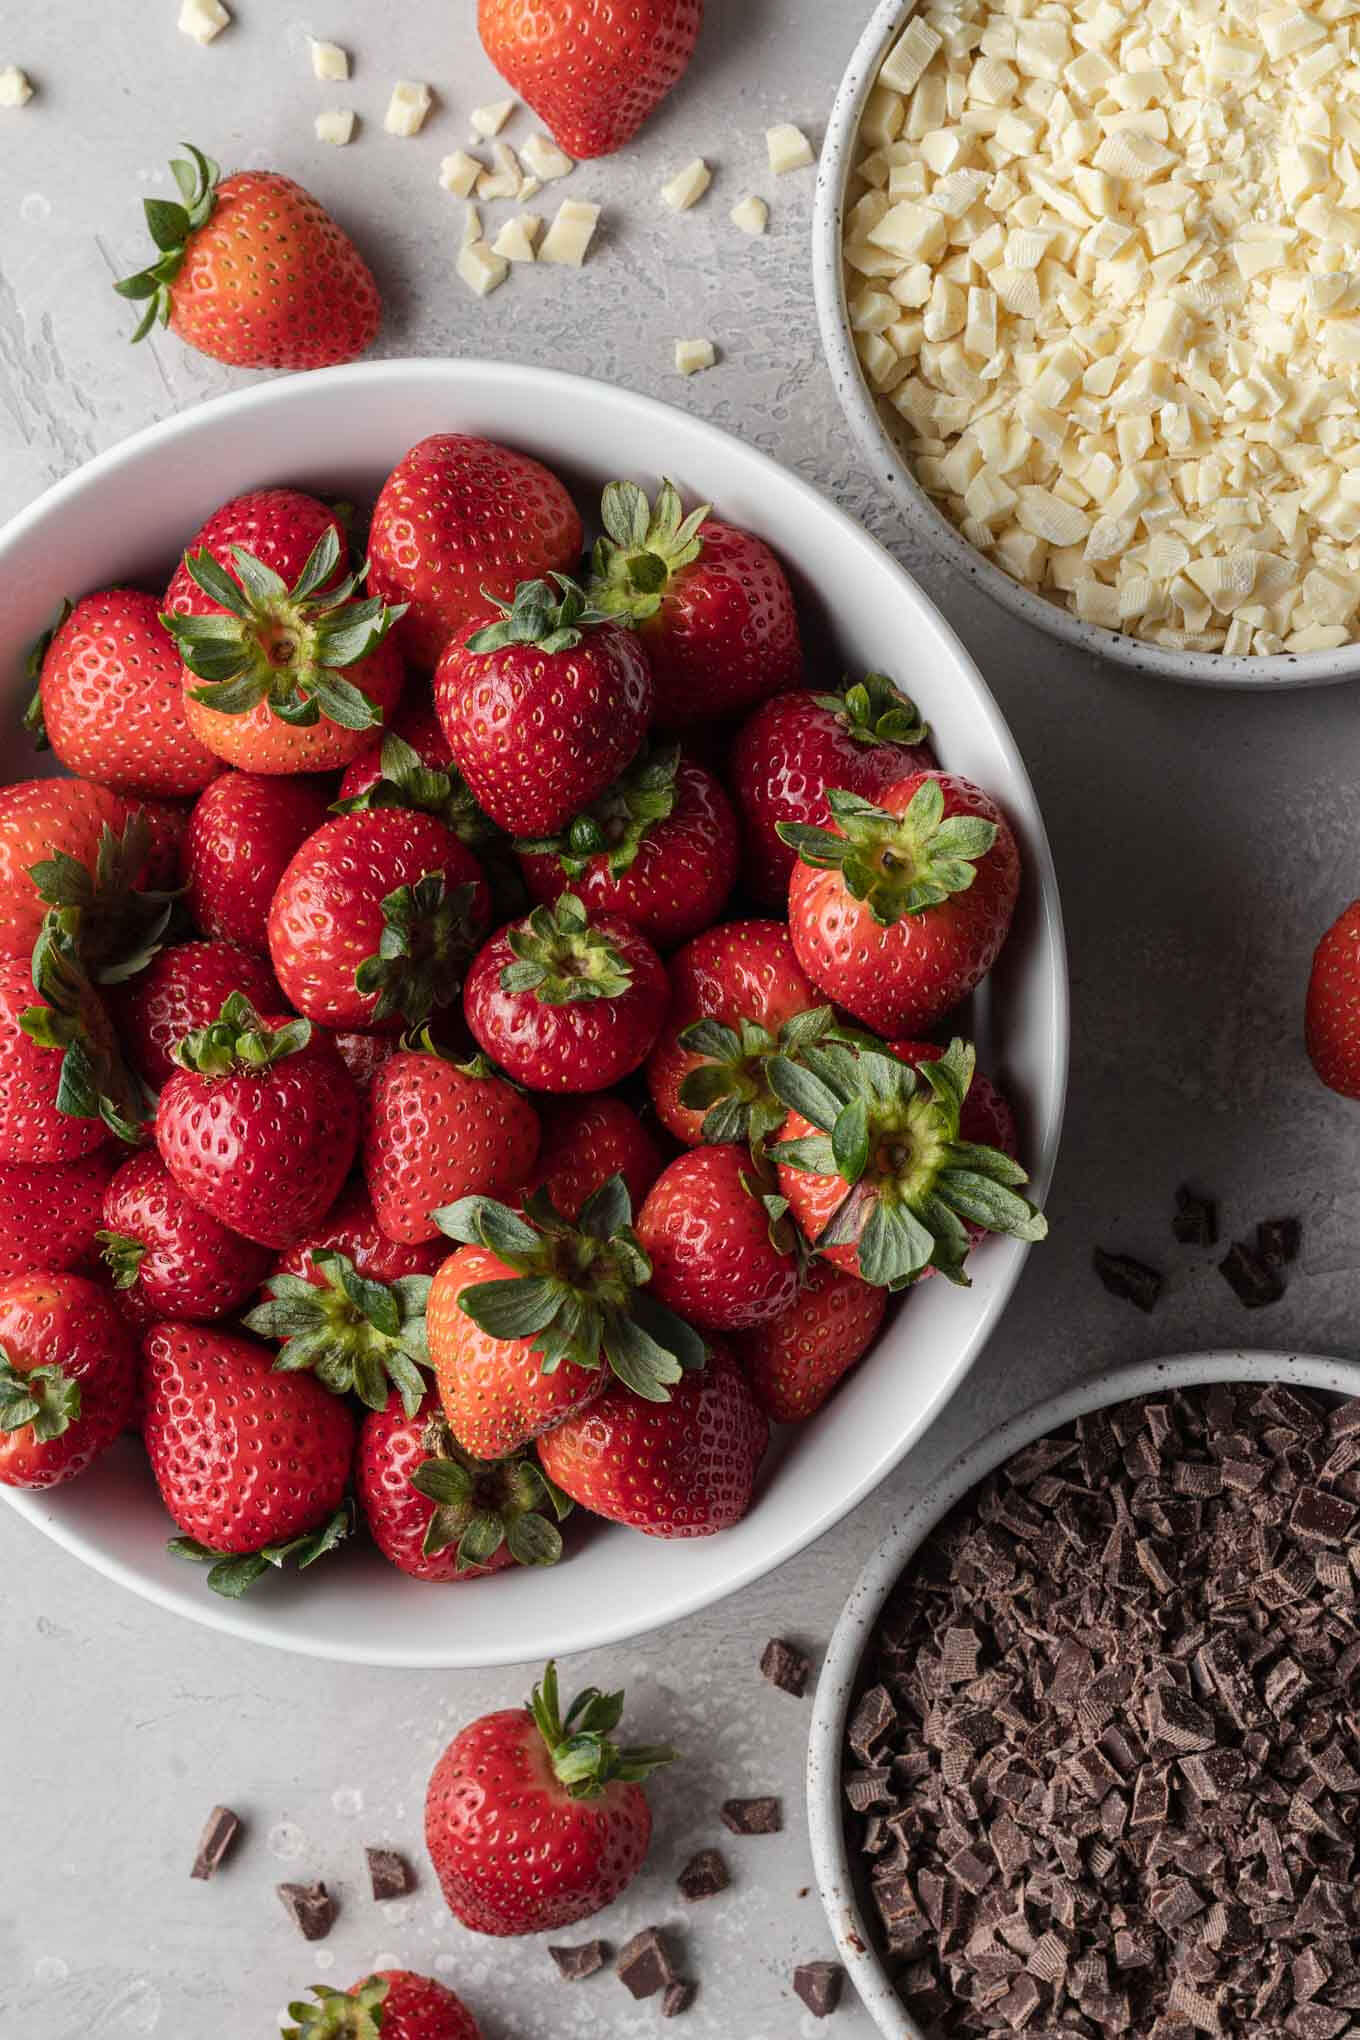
(465, 573), (611, 655)
(499, 893), (633, 1005)
(168, 1500), (353, 1599)
(515, 743), (681, 878)
(529, 1660), (677, 1799)
(244, 1250), (432, 1416)
(410, 1414), (573, 1569)
(777, 780), (997, 927)
(587, 478), (710, 622)
(171, 992), (311, 1078)
(113, 143), (221, 343)
(0, 1352), (81, 1443)
(281, 1976), (389, 2040)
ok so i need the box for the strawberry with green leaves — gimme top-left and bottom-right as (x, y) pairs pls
(0, 777), (144, 963)
(244, 1247), (433, 1416)
(17, 808), (178, 988)
(1, 921), (140, 1161)
(362, 1045), (540, 1246)
(98, 1149), (272, 1328)
(181, 769), (332, 954)
(284, 1970), (483, 2040)
(111, 937), (282, 1089)
(335, 713), (502, 853)
(0, 1272), (138, 1490)
(636, 1144), (800, 1331)
(734, 1261), (886, 1422)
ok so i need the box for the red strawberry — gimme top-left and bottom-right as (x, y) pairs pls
(335, 709), (502, 851)
(645, 918), (827, 1147)
(363, 1048), (540, 1246)
(1308, 899), (1360, 1097)
(143, 1320), (355, 1594)
(521, 1094), (663, 1220)
(516, 744), (739, 950)
(284, 1970), (483, 2040)
(636, 1145), (800, 1330)
(182, 769), (332, 954)
(784, 772), (1021, 1034)
(115, 144), (380, 370)
(267, 810), (491, 1034)
(587, 479), (802, 726)
(0, 1272), (137, 1489)
(733, 1261), (886, 1422)
(356, 1391), (571, 1582)
(429, 1242), (606, 1454)
(155, 995), (357, 1249)
(368, 435), (584, 671)
(112, 938), (281, 1088)
(729, 674), (932, 907)
(29, 589), (220, 798)
(0, 777), (132, 961)
(478, 0), (703, 157)
(435, 576), (653, 838)
(275, 1180), (447, 1288)
(538, 1343), (769, 1537)
(0, 945), (125, 1165)
(425, 1660), (673, 1935)
(0, 1148), (118, 1282)
(332, 1030), (398, 1095)
(133, 796), (193, 889)
(98, 1149), (272, 1329)
(464, 896), (669, 1093)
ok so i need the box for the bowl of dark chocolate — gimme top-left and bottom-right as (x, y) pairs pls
(806, 1352), (1360, 2039)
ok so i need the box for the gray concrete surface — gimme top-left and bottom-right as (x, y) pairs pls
(4, 4), (1360, 2036)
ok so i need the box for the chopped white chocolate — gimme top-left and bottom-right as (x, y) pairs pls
(457, 238), (508, 296)
(661, 157), (711, 211)
(521, 132), (574, 182)
(315, 108), (355, 146)
(462, 205), (482, 248)
(675, 338), (717, 376)
(439, 149), (483, 197)
(470, 98), (515, 139)
(384, 81), (432, 138)
(477, 142), (522, 200)
(766, 122), (815, 175)
(0, 64), (33, 106)
(518, 174), (542, 202)
(178, 0), (230, 45)
(309, 39), (348, 82)
(492, 213), (541, 262)
(539, 197), (600, 266)
(730, 194), (769, 236)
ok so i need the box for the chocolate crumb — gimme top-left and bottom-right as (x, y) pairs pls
(617, 1927), (675, 1999)
(549, 1940), (608, 1981)
(364, 1846), (414, 1901)
(761, 1637), (810, 1696)
(721, 1796), (781, 1834)
(276, 1881), (336, 1941)
(794, 1962), (845, 2017)
(677, 1848), (729, 1900)
(1257, 1216), (1302, 1266)
(189, 1804), (241, 1882)
(1093, 1247), (1162, 1311)
(1219, 1239), (1285, 1308)
(1173, 1184), (1218, 1246)
(661, 1980), (695, 2018)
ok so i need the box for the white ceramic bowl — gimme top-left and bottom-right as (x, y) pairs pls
(0, 359), (1066, 1668)
(807, 1349), (1360, 2037)
(813, 1), (1360, 690)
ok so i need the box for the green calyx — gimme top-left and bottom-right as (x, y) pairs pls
(587, 478), (709, 623)
(282, 1976), (389, 2040)
(434, 1172), (708, 1402)
(164, 525), (404, 732)
(769, 1038), (1047, 1290)
(169, 1501), (353, 1600)
(22, 596), (73, 750)
(96, 1229), (147, 1291)
(244, 1250), (432, 1417)
(465, 573), (611, 656)
(679, 1002), (845, 1152)
(27, 811), (178, 985)
(352, 871), (484, 1031)
(172, 991), (310, 1078)
(20, 911), (148, 1144)
(500, 893), (632, 1006)
(777, 780), (997, 928)
(0, 1350), (81, 1443)
(815, 672), (929, 751)
(529, 1659), (677, 1799)
(516, 743), (681, 879)
(331, 732), (502, 848)
(410, 1411), (573, 1570)
(113, 143), (220, 343)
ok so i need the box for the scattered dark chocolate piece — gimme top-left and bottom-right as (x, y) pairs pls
(276, 1881), (336, 1942)
(549, 1940), (608, 1981)
(761, 1636), (810, 1697)
(677, 1847), (729, 1900)
(189, 1803), (241, 1882)
(721, 1795), (782, 1834)
(1173, 1183), (1218, 1246)
(617, 1927), (676, 2000)
(364, 1846), (414, 1901)
(1219, 1239), (1285, 1308)
(1257, 1215), (1302, 1266)
(1093, 1247), (1162, 1311)
(661, 1980), (695, 2018)
(794, 1962), (845, 2017)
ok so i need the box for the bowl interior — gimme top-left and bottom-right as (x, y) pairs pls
(0, 360), (1066, 1668)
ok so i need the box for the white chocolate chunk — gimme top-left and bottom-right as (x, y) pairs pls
(385, 81), (432, 138)
(539, 198), (600, 266)
(178, 0), (230, 44)
(439, 150), (483, 197)
(521, 133), (574, 182)
(470, 99), (515, 139)
(661, 158), (711, 211)
(730, 194), (768, 236)
(310, 39), (348, 82)
(492, 214), (541, 262)
(675, 337), (717, 375)
(315, 109), (355, 146)
(0, 64), (33, 106)
(881, 18), (942, 95)
(457, 238), (508, 296)
(766, 123), (815, 174)
(462, 206), (481, 248)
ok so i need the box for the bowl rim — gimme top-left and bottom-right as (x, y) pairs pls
(805, 1347), (1360, 2038)
(812, 0), (1360, 692)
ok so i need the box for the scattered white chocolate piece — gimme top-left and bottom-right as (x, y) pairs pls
(462, 205), (482, 248)
(675, 338), (718, 376)
(457, 237), (509, 296)
(539, 198), (600, 266)
(477, 139), (522, 200)
(470, 98), (515, 139)
(521, 132), (573, 182)
(439, 151), (481, 197)
(518, 174), (542, 202)
(310, 39), (349, 82)
(766, 122), (815, 174)
(0, 64), (33, 106)
(178, 0), (231, 45)
(730, 194), (769, 236)
(384, 81), (432, 137)
(661, 157), (712, 211)
(315, 108), (355, 145)
(493, 214), (541, 262)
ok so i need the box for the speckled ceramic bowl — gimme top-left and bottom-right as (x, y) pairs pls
(813, 1), (1360, 689)
(806, 1350), (1360, 2037)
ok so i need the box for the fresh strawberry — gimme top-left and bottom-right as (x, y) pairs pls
(587, 479), (802, 726)
(520, 1094), (663, 1220)
(267, 810), (491, 1033)
(98, 1149), (272, 1328)
(0, 777), (133, 961)
(115, 143), (380, 370)
(111, 938), (281, 1088)
(0, 939), (130, 1164)
(28, 589), (220, 798)
(13, 805), (177, 990)
(427, 1176), (705, 1457)
(729, 673), (932, 907)
(132, 796), (193, 889)
(464, 895), (669, 1092)
(769, 1037), (1045, 1287)
(368, 434), (584, 671)
(0, 1148), (118, 1282)
(244, 1242), (433, 1414)
(435, 576), (653, 838)
(1308, 899), (1360, 1096)
(515, 744), (739, 950)
(182, 768), (332, 954)
(783, 772), (1021, 1034)
(636, 1145), (800, 1330)
(284, 1970), (483, 2040)
(155, 995), (357, 1249)
(363, 1047), (540, 1246)
(275, 1180), (447, 1288)
(143, 1321), (355, 1595)
(336, 712), (502, 849)
(733, 1260), (886, 1422)
(0, 1272), (137, 1489)
(538, 1343), (769, 1537)
(425, 1660), (674, 1935)
(645, 918), (827, 1147)
(356, 1391), (571, 1582)
(478, 0), (703, 157)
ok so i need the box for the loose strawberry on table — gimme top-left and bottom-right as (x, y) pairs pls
(111, 937), (281, 1088)
(0, 1272), (137, 1490)
(0, 1148), (117, 1282)
(478, 0), (703, 158)
(98, 1149), (272, 1329)
(181, 768), (332, 954)
(362, 1045), (540, 1247)
(734, 1261), (887, 1423)
(284, 1969), (483, 2040)
(636, 1144), (801, 1331)
(520, 1094), (664, 1220)
(1307, 898), (1360, 1097)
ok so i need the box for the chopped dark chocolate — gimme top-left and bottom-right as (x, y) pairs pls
(189, 1804), (241, 1882)
(720, 1795), (781, 1834)
(548, 1940), (608, 1981)
(793, 1961), (845, 2017)
(1219, 1239), (1285, 1308)
(617, 1927), (675, 2000)
(276, 1881), (336, 1941)
(1093, 1247), (1163, 1311)
(676, 1848), (729, 1900)
(661, 1980), (695, 2018)
(760, 1636), (810, 1696)
(364, 1846), (414, 1901)
(1173, 1183), (1219, 1246)
(1257, 1216), (1302, 1266)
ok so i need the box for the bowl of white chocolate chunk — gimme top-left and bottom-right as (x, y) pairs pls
(814, 0), (1360, 684)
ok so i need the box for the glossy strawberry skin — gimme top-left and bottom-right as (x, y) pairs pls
(368, 435), (584, 670)
(363, 1051), (540, 1246)
(464, 914), (669, 1093)
(110, 939), (281, 1088)
(37, 589), (221, 799)
(181, 769), (332, 954)
(338, 1970), (483, 2040)
(538, 1344), (769, 1538)
(167, 171), (381, 372)
(642, 519), (802, 728)
(428, 1244), (605, 1459)
(1308, 899), (1360, 1097)
(99, 1149), (272, 1329)
(477, 0), (703, 158)
(636, 1145), (799, 1330)
(142, 1322), (355, 1551)
(787, 773), (1021, 1035)
(356, 1390), (512, 1586)
(337, 701), (453, 805)
(426, 1702), (651, 1935)
(734, 1261), (886, 1422)
(275, 1179), (447, 1287)
(154, 1020), (358, 1249)
(0, 778), (132, 961)
(0, 1273), (138, 1489)
(0, 955), (116, 1167)
(0, 1149), (118, 1283)
(520, 1094), (664, 1221)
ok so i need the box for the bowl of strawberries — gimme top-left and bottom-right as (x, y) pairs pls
(0, 358), (1066, 1666)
